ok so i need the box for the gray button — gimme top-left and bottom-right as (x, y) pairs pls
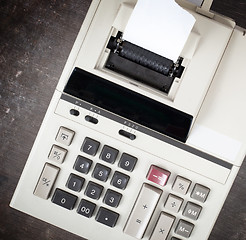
(165, 194), (183, 213)
(150, 212), (175, 240)
(172, 176), (191, 195)
(34, 163), (60, 199)
(55, 127), (75, 146)
(183, 202), (202, 220)
(124, 184), (162, 239)
(191, 184), (210, 203)
(48, 145), (67, 164)
(175, 220), (194, 238)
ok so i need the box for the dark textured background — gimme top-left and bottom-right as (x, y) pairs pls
(0, 0), (246, 239)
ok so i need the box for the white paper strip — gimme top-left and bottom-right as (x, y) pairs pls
(123, 0), (196, 61)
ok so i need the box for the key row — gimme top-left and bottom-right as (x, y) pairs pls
(55, 126), (138, 171)
(147, 165), (210, 203)
(165, 194), (202, 221)
(51, 188), (119, 227)
(52, 132), (138, 172)
(73, 158), (130, 190)
(66, 175), (122, 207)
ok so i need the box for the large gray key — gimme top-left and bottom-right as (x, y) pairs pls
(124, 183), (162, 239)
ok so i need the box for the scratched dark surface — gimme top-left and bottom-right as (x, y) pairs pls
(0, 0), (246, 240)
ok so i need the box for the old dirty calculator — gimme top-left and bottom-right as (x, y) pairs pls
(10, 0), (246, 240)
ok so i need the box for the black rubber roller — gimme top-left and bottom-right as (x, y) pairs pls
(119, 41), (173, 75)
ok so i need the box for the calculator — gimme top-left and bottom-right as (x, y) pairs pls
(10, 0), (246, 240)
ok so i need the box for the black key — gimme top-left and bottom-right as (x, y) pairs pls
(171, 238), (181, 240)
(100, 145), (119, 164)
(74, 155), (92, 174)
(95, 207), (119, 227)
(81, 137), (100, 156)
(66, 174), (85, 192)
(103, 189), (122, 208)
(92, 163), (111, 182)
(77, 199), (96, 218)
(51, 188), (77, 210)
(111, 171), (130, 190)
(85, 181), (103, 200)
(118, 153), (137, 172)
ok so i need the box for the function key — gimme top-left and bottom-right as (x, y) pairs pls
(175, 220), (194, 238)
(81, 137), (100, 156)
(100, 145), (119, 164)
(85, 181), (104, 200)
(56, 127), (75, 146)
(147, 165), (170, 186)
(183, 202), (202, 220)
(77, 199), (96, 218)
(118, 153), (137, 172)
(33, 163), (60, 199)
(51, 188), (77, 210)
(172, 176), (191, 195)
(150, 212), (175, 240)
(164, 194), (183, 213)
(191, 184), (210, 203)
(124, 184), (162, 239)
(92, 163), (111, 182)
(111, 171), (130, 190)
(74, 156), (92, 174)
(95, 207), (119, 228)
(103, 189), (122, 208)
(48, 145), (67, 164)
(66, 174), (85, 192)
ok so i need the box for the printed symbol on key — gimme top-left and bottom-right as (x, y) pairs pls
(53, 151), (61, 160)
(171, 201), (176, 208)
(179, 183), (185, 190)
(61, 133), (69, 141)
(159, 228), (165, 234)
(143, 204), (148, 209)
(196, 191), (205, 198)
(42, 177), (50, 186)
(136, 219), (141, 224)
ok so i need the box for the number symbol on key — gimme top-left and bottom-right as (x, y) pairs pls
(179, 183), (185, 190)
(42, 178), (50, 186)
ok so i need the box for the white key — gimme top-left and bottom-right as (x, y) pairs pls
(124, 184), (162, 239)
(33, 163), (59, 199)
(150, 212), (175, 240)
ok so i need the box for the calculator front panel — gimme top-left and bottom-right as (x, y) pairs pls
(10, 89), (239, 240)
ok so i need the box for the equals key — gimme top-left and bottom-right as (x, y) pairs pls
(34, 163), (60, 199)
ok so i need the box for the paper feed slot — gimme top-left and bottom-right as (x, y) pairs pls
(105, 32), (184, 94)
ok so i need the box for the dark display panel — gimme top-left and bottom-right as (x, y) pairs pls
(64, 68), (193, 142)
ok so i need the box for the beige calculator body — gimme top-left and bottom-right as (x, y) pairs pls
(10, 0), (246, 240)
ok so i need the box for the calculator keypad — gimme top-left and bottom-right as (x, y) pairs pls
(35, 125), (211, 237)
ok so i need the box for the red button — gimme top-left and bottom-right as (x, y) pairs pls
(146, 165), (170, 186)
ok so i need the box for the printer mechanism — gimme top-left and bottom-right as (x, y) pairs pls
(105, 31), (184, 94)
